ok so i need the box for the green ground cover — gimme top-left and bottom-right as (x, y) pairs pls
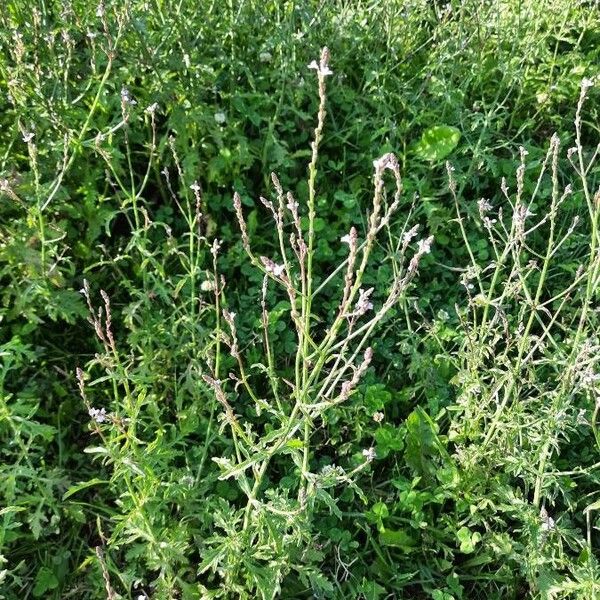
(1, 1), (600, 598)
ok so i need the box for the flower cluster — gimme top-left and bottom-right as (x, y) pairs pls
(89, 407), (108, 423)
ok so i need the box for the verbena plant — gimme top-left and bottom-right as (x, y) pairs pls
(77, 48), (432, 598)
(445, 78), (600, 598)
(201, 48), (433, 597)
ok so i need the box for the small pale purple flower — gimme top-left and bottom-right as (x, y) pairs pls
(402, 224), (419, 246)
(353, 288), (374, 316)
(89, 407), (108, 423)
(308, 60), (333, 77)
(372, 153), (398, 172)
(417, 236), (433, 255)
(582, 77), (595, 90)
(120, 87), (136, 106)
(362, 447), (376, 462)
(211, 239), (222, 257)
(261, 257), (286, 277)
(477, 198), (492, 215)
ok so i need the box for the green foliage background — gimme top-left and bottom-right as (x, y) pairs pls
(1, 1), (599, 598)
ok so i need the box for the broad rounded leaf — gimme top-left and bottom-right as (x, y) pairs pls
(415, 125), (461, 162)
